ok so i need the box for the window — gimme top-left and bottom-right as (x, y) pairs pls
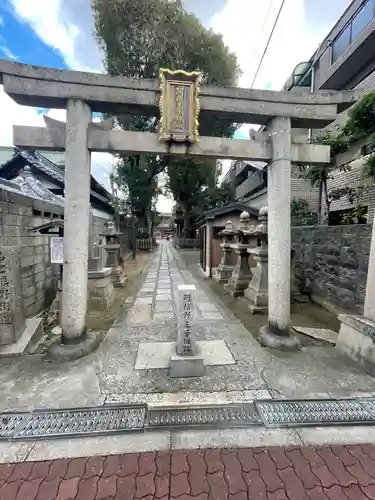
(331, 0), (375, 64)
(332, 24), (351, 62)
(352, 0), (374, 40)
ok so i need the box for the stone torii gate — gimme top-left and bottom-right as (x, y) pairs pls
(0, 60), (358, 358)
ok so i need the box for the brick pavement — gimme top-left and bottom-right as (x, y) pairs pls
(2, 445), (375, 499)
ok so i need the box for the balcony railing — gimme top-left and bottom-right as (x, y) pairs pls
(235, 172), (266, 200)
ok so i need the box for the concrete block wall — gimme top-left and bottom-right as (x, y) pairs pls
(0, 187), (110, 317)
(291, 165), (320, 214)
(292, 224), (372, 315)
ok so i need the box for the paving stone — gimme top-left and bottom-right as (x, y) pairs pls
(286, 449), (322, 489)
(221, 452), (247, 494)
(316, 447), (357, 487)
(243, 470), (267, 499)
(117, 475), (136, 500)
(55, 477), (80, 500)
(35, 478), (61, 500)
(139, 452), (156, 476)
(75, 477), (99, 500)
(187, 451), (209, 496)
(277, 467), (310, 500)
(0, 479), (22, 500)
(347, 464), (375, 487)
(65, 459), (86, 479)
(84, 457), (104, 478)
(269, 447), (292, 471)
(96, 476), (117, 500)
(204, 449), (224, 473)
(343, 484), (368, 500)
(255, 449), (284, 493)
(237, 449), (259, 472)
(171, 451), (189, 475)
(301, 447), (326, 468)
(206, 471), (228, 500)
(9, 463), (33, 482)
(155, 474), (169, 498)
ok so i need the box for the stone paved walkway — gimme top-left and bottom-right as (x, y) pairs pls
(2, 240), (375, 414)
(4, 241), (375, 463)
(3, 445), (375, 499)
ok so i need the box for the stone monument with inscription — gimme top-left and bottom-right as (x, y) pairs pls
(169, 284), (205, 377)
(0, 246), (43, 356)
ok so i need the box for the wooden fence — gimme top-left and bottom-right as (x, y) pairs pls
(136, 237), (153, 251)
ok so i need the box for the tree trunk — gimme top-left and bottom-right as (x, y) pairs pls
(323, 179), (330, 225)
(181, 201), (195, 238)
(318, 182), (323, 224)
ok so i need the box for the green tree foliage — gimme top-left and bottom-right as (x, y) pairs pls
(290, 198), (311, 221)
(92, 0), (240, 229)
(344, 92), (375, 136)
(299, 129), (358, 223)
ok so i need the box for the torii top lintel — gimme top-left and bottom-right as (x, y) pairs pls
(0, 60), (359, 129)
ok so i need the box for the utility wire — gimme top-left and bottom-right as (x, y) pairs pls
(247, 0), (275, 76)
(250, 0), (286, 89)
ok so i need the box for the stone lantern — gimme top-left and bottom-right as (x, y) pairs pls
(225, 211), (254, 297)
(99, 221), (126, 288)
(215, 220), (237, 284)
(244, 206), (269, 313)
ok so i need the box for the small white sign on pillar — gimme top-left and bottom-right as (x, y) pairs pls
(176, 284), (197, 356)
(50, 237), (64, 264)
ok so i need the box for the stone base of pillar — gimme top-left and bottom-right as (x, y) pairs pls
(244, 287), (268, 314)
(224, 246), (252, 297)
(0, 318), (44, 357)
(214, 265), (235, 284)
(225, 280), (249, 297)
(243, 247), (268, 313)
(169, 347), (205, 378)
(336, 314), (375, 372)
(292, 290), (309, 303)
(110, 266), (127, 288)
(47, 331), (104, 362)
(88, 268), (115, 311)
(225, 272), (252, 297)
(259, 325), (300, 351)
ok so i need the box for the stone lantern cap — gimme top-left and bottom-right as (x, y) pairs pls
(218, 220), (237, 237)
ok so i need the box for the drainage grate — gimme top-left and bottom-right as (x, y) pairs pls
(0, 405), (146, 440)
(148, 404), (262, 429)
(256, 400), (375, 428)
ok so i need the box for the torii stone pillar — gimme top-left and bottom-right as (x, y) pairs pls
(259, 117), (299, 350)
(49, 99), (101, 361)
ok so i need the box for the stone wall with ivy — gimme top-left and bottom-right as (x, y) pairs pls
(292, 224), (371, 314)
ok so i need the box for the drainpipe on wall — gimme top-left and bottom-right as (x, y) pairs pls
(308, 64), (315, 142)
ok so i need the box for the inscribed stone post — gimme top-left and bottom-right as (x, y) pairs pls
(176, 284), (197, 355)
(0, 246), (25, 345)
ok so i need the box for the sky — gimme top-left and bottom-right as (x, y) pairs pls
(0, 0), (352, 212)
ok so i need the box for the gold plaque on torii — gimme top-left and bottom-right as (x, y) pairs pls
(159, 68), (201, 144)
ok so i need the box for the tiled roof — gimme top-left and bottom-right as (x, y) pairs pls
(17, 150), (65, 183)
(0, 149), (112, 205)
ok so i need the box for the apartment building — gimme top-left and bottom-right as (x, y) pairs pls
(284, 0), (375, 222)
(229, 0), (375, 222)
